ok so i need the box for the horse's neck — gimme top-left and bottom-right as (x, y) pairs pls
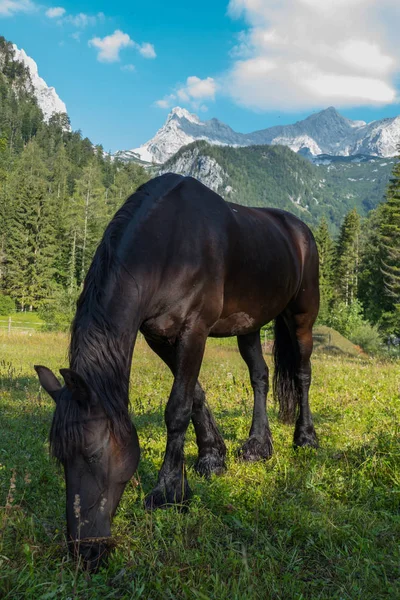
(70, 313), (142, 409)
(71, 262), (147, 406)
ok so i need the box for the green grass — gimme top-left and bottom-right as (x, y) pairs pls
(313, 325), (364, 357)
(0, 332), (399, 599)
(0, 313), (45, 334)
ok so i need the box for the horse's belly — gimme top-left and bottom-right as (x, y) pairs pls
(210, 280), (296, 337)
(210, 312), (260, 337)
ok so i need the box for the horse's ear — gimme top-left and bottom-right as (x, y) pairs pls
(34, 365), (62, 402)
(59, 369), (91, 406)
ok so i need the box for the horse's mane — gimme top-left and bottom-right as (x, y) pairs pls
(50, 173), (185, 460)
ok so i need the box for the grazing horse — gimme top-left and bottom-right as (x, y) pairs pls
(35, 173), (319, 569)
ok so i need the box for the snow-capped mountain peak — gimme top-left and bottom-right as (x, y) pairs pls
(120, 106), (248, 164)
(168, 106), (200, 124)
(12, 44), (67, 122)
(116, 105), (400, 164)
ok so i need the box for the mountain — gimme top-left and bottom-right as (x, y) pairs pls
(120, 106), (400, 164)
(159, 141), (394, 230)
(114, 107), (249, 164)
(12, 44), (67, 122)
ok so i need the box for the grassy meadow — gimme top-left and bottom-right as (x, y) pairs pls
(0, 331), (399, 599)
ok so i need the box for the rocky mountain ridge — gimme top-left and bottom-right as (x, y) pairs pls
(11, 44), (67, 122)
(120, 106), (400, 164)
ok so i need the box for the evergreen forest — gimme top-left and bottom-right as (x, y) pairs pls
(0, 37), (149, 326)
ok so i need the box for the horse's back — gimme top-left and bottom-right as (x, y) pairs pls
(116, 175), (318, 337)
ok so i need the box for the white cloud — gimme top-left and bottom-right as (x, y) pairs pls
(89, 30), (157, 65)
(137, 42), (156, 59)
(0, 0), (35, 16)
(156, 76), (217, 111)
(155, 98), (173, 109)
(45, 6), (65, 18)
(121, 64), (135, 72)
(89, 30), (134, 63)
(336, 40), (394, 74)
(65, 11), (104, 28)
(225, 0), (400, 110)
(183, 76), (217, 99)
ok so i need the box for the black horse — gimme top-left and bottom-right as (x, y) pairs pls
(35, 173), (319, 569)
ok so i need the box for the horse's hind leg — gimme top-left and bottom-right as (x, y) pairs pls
(291, 312), (318, 449)
(237, 330), (273, 461)
(144, 335), (226, 494)
(191, 383), (227, 477)
(275, 307), (318, 448)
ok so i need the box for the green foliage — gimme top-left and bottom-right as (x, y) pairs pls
(326, 300), (383, 354)
(327, 299), (365, 338)
(314, 218), (335, 323)
(334, 209), (360, 306)
(379, 151), (400, 335)
(38, 287), (77, 332)
(4, 141), (58, 309)
(350, 322), (383, 355)
(0, 293), (15, 315)
(358, 206), (387, 324)
(357, 151), (400, 337)
(380, 308), (400, 339)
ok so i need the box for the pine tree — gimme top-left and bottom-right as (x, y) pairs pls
(379, 150), (400, 334)
(5, 141), (58, 309)
(47, 143), (73, 286)
(0, 136), (12, 291)
(334, 209), (360, 306)
(72, 158), (106, 286)
(357, 206), (386, 324)
(314, 217), (335, 322)
(107, 161), (149, 217)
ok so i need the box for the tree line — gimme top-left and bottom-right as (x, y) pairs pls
(0, 37), (149, 325)
(314, 159), (400, 348)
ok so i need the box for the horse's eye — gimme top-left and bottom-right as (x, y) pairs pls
(87, 449), (103, 464)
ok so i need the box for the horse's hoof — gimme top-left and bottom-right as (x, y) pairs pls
(144, 480), (192, 511)
(238, 435), (273, 462)
(194, 451), (227, 478)
(293, 423), (318, 449)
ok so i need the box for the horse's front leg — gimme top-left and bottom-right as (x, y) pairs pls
(237, 330), (273, 461)
(143, 336), (226, 479)
(144, 324), (208, 510)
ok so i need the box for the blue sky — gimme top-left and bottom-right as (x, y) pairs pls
(1, 0), (400, 152)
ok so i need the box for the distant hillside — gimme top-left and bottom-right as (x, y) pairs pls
(313, 326), (364, 357)
(160, 142), (393, 229)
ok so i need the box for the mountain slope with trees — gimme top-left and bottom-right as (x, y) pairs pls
(0, 37), (149, 318)
(161, 141), (392, 230)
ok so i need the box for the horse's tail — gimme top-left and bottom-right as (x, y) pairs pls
(273, 314), (300, 424)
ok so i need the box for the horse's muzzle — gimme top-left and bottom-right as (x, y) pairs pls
(69, 537), (115, 572)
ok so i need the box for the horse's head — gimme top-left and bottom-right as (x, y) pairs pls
(34, 365), (140, 571)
